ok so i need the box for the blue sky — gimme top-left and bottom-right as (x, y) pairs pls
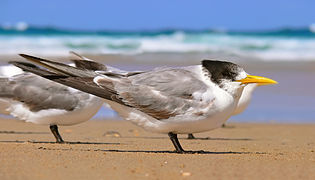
(1, 0), (314, 30)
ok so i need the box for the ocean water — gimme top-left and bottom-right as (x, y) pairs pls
(1, 25), (314, 124)
(1, 25), (315, 61)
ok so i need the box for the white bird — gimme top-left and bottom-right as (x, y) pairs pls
(187, 83), (258, 139)
(0, 62), (104, 143)
(232, 83), (258, 115)
(15, 54), (277, 153)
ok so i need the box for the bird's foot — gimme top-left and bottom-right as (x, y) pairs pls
(187, 134), (195, 139)
(55, 140), (66, 144)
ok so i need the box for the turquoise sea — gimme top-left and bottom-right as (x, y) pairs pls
(1, 24), (315, 124)
(1, 25), (315, 61)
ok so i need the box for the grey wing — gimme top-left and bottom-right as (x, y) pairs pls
(0, 73), (85, 112)
(129, 68), (205, 98)
(12, 57), (211, 119)
(71, 59), (144, 77)
(101, 68), (209, 120)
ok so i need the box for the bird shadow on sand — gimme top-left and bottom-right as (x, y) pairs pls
(93, 149), (257, 155)
(122, 136), (253, 141)
(221, 125), (236, 128)
(0, 140), (120, 145)
(36, 147), (267, 155)
(0, 131), (49, 134)
(184, 137), (252, 141)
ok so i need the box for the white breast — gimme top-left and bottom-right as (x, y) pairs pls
(233, 83), (257, 115)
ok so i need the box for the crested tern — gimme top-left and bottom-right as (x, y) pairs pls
(0, 64), (25, 114)
(14, 54), (277, 152)
(0, 62), (104, 143)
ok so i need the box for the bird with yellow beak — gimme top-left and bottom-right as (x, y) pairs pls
(14, 55), (277, 153)
(187, 74), (277, 139)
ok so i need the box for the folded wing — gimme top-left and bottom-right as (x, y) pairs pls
(0, 72), (86, 112)
(15, 55), (213, 120)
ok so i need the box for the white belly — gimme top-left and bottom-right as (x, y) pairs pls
(105, 93), (237, 134)
(7, 96), (104, 126)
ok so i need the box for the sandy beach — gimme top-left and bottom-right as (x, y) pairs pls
(1, 118), (315, 180)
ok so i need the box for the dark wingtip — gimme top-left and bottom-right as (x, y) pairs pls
(9, 61), (63, 78)
(9, 61), (38, 68)
(19, 53), (30, 58)
(19, 53), (42, 60)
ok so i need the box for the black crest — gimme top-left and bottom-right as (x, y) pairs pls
(202, 60), (242, 85)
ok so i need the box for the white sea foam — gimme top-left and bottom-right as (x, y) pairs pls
(0, 32), (315, 61)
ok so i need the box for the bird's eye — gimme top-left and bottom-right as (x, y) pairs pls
(230, 72), (237, 77)
(222, 72), (232, 77)
(222, 71), (237, 80)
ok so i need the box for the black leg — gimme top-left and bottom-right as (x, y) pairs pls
(168, 132), (185, 153)
(187, 133), (195, 139)
(49, 125), (64, 143)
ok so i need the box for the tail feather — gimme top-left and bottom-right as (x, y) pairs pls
(69, 51), (90, 60)
(71, 59), (108, 71)
(68, 52), (144, 76)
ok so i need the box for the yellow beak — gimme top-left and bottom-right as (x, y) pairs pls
(236, 75), (278, 85)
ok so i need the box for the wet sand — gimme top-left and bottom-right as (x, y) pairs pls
(1, 118), (315, 180)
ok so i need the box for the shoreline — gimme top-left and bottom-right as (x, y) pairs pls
(1, 52), (315, 69)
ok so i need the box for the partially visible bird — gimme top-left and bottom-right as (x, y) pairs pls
(0, 64), (24, 77)
(0, 64), (25, 114)
(15, 54), (277, 153)
(187, 83), (258, 139)
(0, 61), (104, 143)
(232, 83), (258, 115)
